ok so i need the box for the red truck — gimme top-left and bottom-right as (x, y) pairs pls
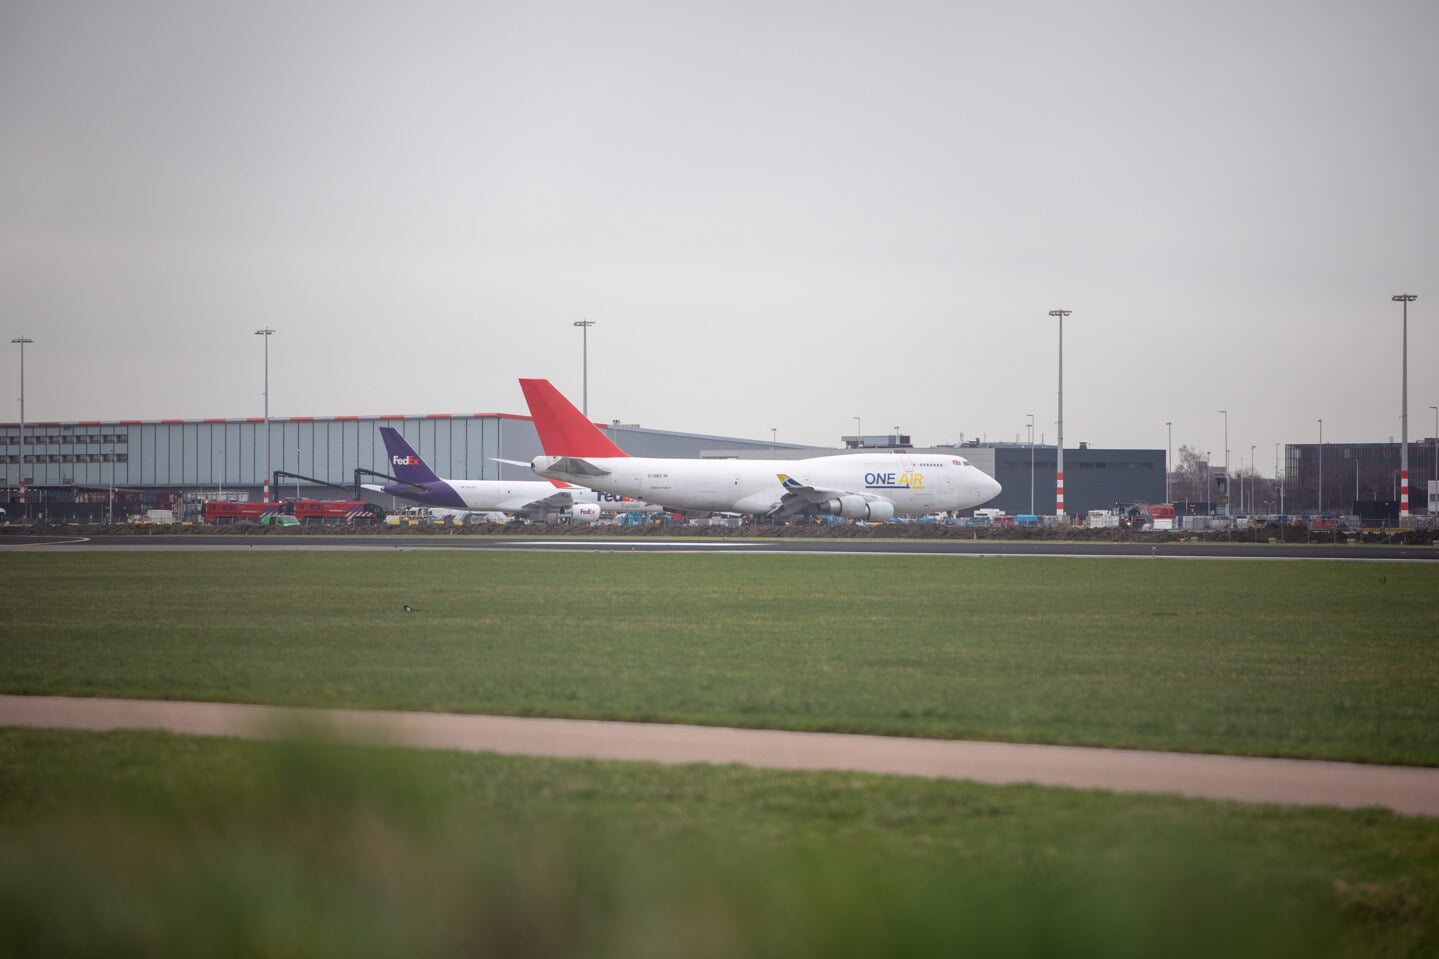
(1116, 503), (1175, 529)
(204, 499), (384, 525)
(290, 499), (385, 525)
(204, 501), (290, 524)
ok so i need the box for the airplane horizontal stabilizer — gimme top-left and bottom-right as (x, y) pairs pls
(548, 456), (612, 478)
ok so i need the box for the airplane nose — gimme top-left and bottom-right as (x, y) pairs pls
(978, 474), (1001, 503)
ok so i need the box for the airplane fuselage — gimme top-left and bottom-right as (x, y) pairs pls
(532, 451), (1001, 517)
(364, 478), (652, 516)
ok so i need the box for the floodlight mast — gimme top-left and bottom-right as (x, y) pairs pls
(11, 336), (33, 520)
(1048, 310), (1071, 519)
(1393, 294), (1416, 519)
(1165, 421), (1172, 505)
(574, 320), (595, 417)
(255, 328), (274, 501)
(1218, 410), (1228, 516)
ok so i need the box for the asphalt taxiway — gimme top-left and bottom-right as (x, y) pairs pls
(1, 532), (1436, 561)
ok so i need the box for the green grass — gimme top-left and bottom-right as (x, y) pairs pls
(3, 728), (1437, 958)
(2, 552), (1437, 763)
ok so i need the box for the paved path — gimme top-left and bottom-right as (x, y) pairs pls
(5, 695), (1438, 817)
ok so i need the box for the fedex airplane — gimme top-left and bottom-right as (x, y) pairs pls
(363, 426), (655, 522)
(519, 379), (1002, 521)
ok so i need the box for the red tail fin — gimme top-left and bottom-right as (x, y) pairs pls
(519, 378), (629, 458)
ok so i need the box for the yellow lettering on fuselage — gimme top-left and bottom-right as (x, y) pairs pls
(897, 472), (925, 490)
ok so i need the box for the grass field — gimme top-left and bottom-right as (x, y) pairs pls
(3, 728), (1437, 958)
(4, 551), (1439, 955)
(2, 552), (1436, 763)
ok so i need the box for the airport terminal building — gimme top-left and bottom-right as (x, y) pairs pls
(1, 412), (1163, 521)
(0, 412), (805, 520)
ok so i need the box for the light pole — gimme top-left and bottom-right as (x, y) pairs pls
(1317, 418), (1323, 515)
(1392, 293), (1415, 515)
(11, 336), (32, 520)
(1027, 413), (1036, 515)
(1218, 410), (1229, 515)
(255, 328), (274, 501)
(771, 428), (777, 445)
(1238, 456), (1245, 514)
(1276, 442), (1283, 515)
(853, 417), (861, 447)
(1165, 421), (1172, 505)
(573, 320), (595, 417)
(1204, 453), (1211, 512)
(1431, 405), (1438, 507)
(1048, 309), (1071, 519)
(1393, 294), (1417, 519)
(1250, 444), (1256, 516)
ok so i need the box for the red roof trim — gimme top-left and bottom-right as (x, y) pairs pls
(1, 412), (538, 426)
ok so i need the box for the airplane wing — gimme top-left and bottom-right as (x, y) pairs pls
(771, 474), (839, 517)
(770, 473), (893, 518)
(499, 490), (576, 513)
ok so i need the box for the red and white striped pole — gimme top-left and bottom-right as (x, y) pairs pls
(1049, 309), (1071, 520)
(1394, 294), (1416, 521)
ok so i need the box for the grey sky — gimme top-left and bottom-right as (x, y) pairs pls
(2, 0), (1435, 475)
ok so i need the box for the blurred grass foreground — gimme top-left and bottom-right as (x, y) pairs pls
(5, 728), (1433, 959)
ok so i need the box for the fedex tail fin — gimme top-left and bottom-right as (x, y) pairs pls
(379, 427), (442, 485)
(518, 379), (629, 457)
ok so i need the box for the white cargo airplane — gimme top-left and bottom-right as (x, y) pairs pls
(362, 426), (655, 523)
(519, 379), (1001, 521)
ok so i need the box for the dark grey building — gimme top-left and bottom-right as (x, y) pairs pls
(952, 443), (1165, 517)
(1284, 439), (1437, 515)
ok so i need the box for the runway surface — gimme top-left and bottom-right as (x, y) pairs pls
(4, 694), (1437, 817)
(2, 532), (1437, 561)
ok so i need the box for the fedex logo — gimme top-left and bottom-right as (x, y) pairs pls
(596, 492), (636, 503)
(391, 455), (420, 467)
(865, 471), (924, 491)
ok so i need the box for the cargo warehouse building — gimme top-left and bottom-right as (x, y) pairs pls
(1, 413), (1164, 522)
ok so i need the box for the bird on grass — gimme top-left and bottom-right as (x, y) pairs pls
(403, 604), (415, 613)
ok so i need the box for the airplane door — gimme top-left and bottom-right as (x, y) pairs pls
(903, 455), (933, 512)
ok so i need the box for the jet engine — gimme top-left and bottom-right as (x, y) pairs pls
(818, 495), (895, 522)
(566, 503), (602, 523)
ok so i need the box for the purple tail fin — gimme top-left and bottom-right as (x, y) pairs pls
(379, 427), (442, 485)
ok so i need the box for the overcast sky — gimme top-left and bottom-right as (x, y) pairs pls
(2, 0), (1435, 474)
